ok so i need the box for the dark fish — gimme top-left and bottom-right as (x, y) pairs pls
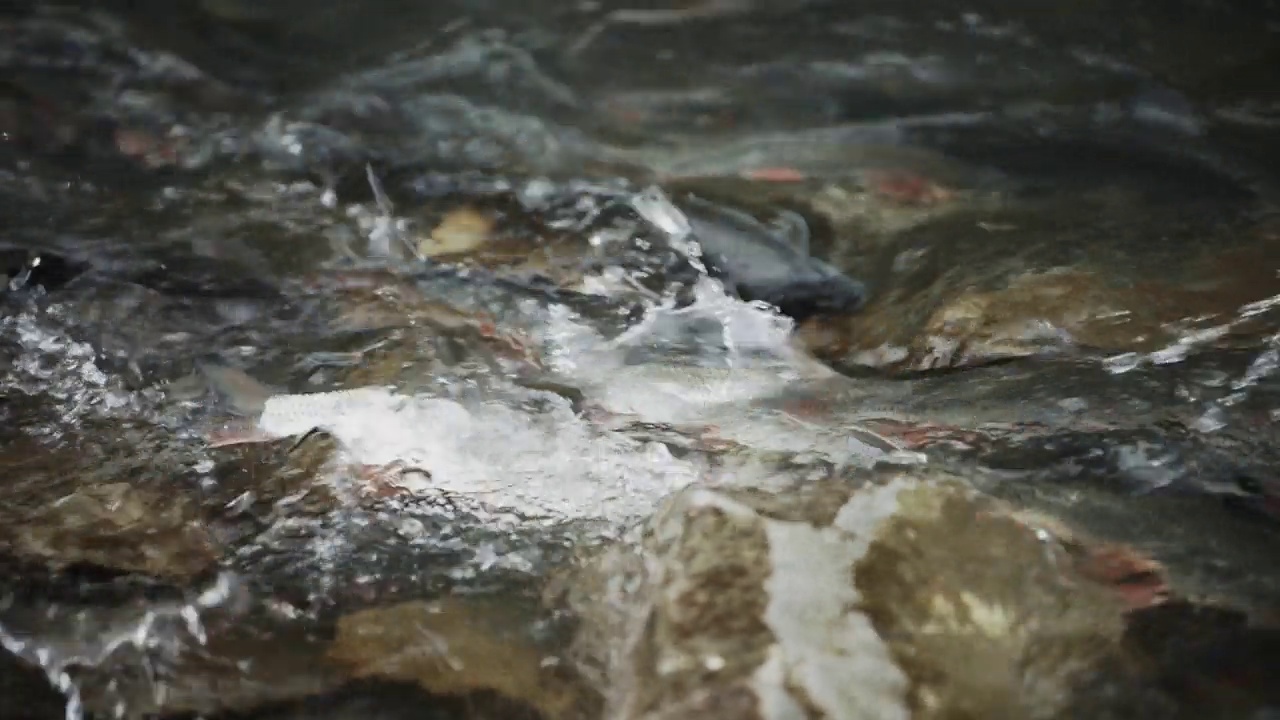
(679, 195), (866, 319)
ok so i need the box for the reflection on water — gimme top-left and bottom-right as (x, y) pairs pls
(3, 0), (1280, 718)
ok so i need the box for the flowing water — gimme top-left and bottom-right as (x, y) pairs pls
(3, 1), (1280, 718)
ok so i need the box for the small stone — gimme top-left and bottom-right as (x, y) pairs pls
(422, 206), (494, 257)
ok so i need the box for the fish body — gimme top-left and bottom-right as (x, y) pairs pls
(680, 195), (867, 318)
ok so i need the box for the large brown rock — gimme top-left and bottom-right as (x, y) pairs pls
(0, 430), (219, 582)
(552, 469), (1158, 720)
(327, 597), (594, 719)
(799, 200), (1280, 372)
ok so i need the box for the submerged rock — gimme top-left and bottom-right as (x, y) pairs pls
(326, 597), (594, 719)
(10, 482), (219, 581)
(799, 202), (1280, 371)
(552, 469), (1172, 720)
(0, 432), (219, 582)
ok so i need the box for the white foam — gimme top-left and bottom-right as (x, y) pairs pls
(754, 479), (915, 720)
(257, 386), (701, 524)
(2, 310), (153, 428)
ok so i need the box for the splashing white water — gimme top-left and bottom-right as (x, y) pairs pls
(1104, 289), (1280, 377)
(0, 573), (242, 720)
(629, 184), (706, 274)
(2, 310), (157, 431)
(1100, 287), (1280, 434)
(610, 276), (800, 362)
(252, 386), (702, 525)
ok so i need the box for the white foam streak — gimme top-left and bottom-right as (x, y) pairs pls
(0, 573), (241, 720)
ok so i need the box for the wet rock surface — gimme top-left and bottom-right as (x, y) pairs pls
(551, 465), (1280, 720)
(3, 1), (1280, 719)
(797, 200), (1280, 372)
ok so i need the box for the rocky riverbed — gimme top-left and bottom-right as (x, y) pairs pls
(3, 1), (1280, 719)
